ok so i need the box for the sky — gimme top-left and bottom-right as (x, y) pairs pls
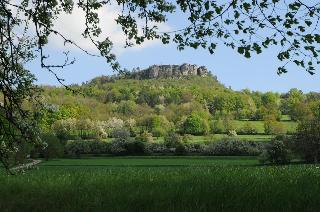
(26, 2), (320, 93)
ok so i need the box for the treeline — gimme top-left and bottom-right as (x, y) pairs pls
(38, 119), (320, 166)
(12, 75), (318, 165)
(39, 76), (320, 137)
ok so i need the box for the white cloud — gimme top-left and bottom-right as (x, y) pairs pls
(49, 4), (171, 55)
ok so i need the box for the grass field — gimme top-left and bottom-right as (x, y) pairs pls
(231, 120), (298, 134)
(1, 157), (320, 211)
(153, 134), (274, 143)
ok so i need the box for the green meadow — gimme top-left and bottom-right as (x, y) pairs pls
(2, 157), (320, 211)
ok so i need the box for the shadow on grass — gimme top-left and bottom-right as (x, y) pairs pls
(40, 163), (259, 168)
(254, 160), (316, 167)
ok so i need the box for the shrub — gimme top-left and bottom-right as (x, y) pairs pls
(206, 138), (263, 156)
(182, 134), (192, 143)
(76, 119), (95, 139)
(184, 143), (207, 154)
(124, 118), (137, 136)
(210, 117), (235, 134)
(135, 131), (153, 143)
(164, 131), (183, 148)
(65, 140), (91, 158)
(52, 118), (76, 141)
(222, 116), (235, 132)
(64, 140), (111, 157)
(238, 122), (258, 135)
(40, 133), (64, 160)
(210, 119), (225, 134)
(124, 140), (146, 155)
(87, 140), (111, 154)
(116, 100), (137, 116)
(12, 140), (35, 165)
(110, 129), (147, 155)
(111, 128), (131, 139)
(294, 119), (320, 163)
(227, 130), (237, 137)
(182, 114), (209, 135)
(145, 142), (171, 154)
(264, 120), (285, 135)
(259, 136), (292, 164)
(106, 117), (124, 131)
(152, 127), (166, 137)
(142, 115), (171, 137)
(109, 139), (127, 155)
(94, 121), (109, 139)
(175, 143), (187, 155)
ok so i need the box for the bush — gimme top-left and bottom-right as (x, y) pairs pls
(238, 122), (258, 135)
(65, 140), (91, 158)
(175, 143), (187, 155)
(135, 131), (153, 143)
(142, 115), (171, 137)
(182, 114), (209, 135)
(12, 140), (35, 165)
(227, 130), (237, 137)
(184, 143), (207, 154)
(52, 119), (76, 141)
(294, 119), (320, 163)
(182, 134), (192, 143)
(110, 137), (146, 155)
(151, 127), (166, 137)
(111, 128), (131, 139)
(109, 139), (127, 155)
(145, 142), (171, 154)
(259, 136), (292, 164)
(206, 138), (263, 156)
(124, 140), (146, 155)
(65, 140), (111, 157)
(40, 134), (64, 160)
(264, 120), (285, 135)
(210, 119), (225, 134)
(164, 131), (183, 148)
(86, 140), (111, 154)
(210, 117), (234, 134)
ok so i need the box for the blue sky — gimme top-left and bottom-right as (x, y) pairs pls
(26, 3), (320, 93)
(28, 42), (320, 93)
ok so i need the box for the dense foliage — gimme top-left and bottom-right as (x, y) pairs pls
(259, 136), (292, 164)
(38, 75), (320, 138)
(295, 118), (320, 163)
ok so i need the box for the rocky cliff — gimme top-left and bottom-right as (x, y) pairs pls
(129, 64), (210, 79)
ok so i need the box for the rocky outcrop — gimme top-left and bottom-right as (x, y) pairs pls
(130, 64), (209, 79)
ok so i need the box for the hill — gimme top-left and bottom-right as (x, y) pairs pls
(39, 64), (320, 137)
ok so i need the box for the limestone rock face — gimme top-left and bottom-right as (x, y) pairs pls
(131, 64), (209, 79)
(197, 66), (209, 76)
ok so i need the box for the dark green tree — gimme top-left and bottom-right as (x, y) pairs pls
(182, 113), (209, 135)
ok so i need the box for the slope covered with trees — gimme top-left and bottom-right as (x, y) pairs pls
(39, 65), (320, 140)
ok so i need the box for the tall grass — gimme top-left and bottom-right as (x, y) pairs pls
(1, 157), (320, 211)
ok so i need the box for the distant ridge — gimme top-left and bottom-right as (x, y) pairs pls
(128, 64), (210, 79)
(87, 64), (216, 85)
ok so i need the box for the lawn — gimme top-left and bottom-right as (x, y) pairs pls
(153, 134), (274, 143)
(1, 157), (320, 211)
(231, 120), (298, 134)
